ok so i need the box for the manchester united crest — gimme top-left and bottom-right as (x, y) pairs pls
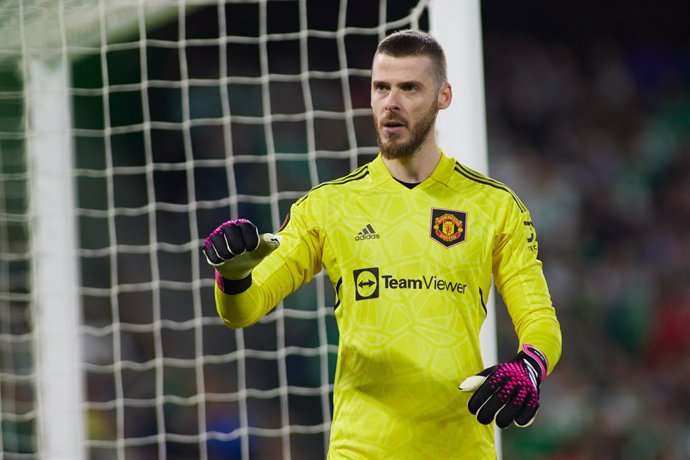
(430, 208), (467, 247)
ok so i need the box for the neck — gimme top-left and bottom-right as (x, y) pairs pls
(382, 143), (442, 183)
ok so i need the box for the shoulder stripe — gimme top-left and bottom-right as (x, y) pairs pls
(453, 163), (527, 212)
(294, 165), (370, 206)
(333, 277), (342, 310)
(478, 287), (488, 316)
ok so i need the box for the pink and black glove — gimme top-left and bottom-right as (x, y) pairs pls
(202, 219), (279, 294)
(459, 344), (548, 428)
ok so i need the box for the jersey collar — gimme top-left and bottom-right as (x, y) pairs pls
(369, 149), (457, 188)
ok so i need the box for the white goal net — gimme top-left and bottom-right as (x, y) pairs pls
(0, 1), (466, 459)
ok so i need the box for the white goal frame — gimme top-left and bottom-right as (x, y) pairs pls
(430, 1), (500, 456)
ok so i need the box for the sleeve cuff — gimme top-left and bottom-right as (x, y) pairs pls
(215, 271), (252, 294)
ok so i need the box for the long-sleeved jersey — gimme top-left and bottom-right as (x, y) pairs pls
(215, 150), (562, 459)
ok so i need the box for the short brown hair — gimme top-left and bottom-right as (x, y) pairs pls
(375, 29), (447, 85)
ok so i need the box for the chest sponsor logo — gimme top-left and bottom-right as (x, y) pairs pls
(353, 267), (379, 300)
(430, 208), (467, 247)
(353, 267), (467, 301)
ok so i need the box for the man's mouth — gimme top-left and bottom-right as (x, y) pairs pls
(381, 119), (406, 135)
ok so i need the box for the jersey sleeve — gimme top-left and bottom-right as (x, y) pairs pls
(215, 200), (324, 328)
(492, 198), (562, 373)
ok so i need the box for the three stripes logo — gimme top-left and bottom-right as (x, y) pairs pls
(355, 224), (380, 241)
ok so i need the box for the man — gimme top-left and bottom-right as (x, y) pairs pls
(203, 30), (562, 459)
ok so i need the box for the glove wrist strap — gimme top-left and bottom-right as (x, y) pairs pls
(521, 344), (548, 381)
(216, 271), (252, 295)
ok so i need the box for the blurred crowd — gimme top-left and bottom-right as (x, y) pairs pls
(483, 30), (690, 459)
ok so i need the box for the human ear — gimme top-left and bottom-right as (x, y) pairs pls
(437, 82), (452, 110)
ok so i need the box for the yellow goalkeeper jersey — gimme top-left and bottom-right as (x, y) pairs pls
(215, 150), (562, 460)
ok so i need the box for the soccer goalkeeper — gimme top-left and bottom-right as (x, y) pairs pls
(203, 30), (561, 459)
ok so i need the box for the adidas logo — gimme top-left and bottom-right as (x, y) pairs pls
(355, 224), (380, 241)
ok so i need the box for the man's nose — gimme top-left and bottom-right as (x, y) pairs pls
(384, 90), (400, 111)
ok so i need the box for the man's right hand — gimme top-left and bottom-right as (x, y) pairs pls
(202, 219), (280, 281)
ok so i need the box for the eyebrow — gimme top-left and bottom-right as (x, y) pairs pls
(371, 79), (424, 88)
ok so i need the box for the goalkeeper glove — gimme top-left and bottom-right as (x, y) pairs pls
(202, 219), (280, 294)
(459, 344), (548, 428)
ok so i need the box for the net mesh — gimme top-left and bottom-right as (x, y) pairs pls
(0, 1), (430, 458)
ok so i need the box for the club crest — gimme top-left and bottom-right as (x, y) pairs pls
(430, 208), (467, 247)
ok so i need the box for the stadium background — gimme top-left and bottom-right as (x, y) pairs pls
(484, 1), (690, 458)
(1, 0), (690, 459)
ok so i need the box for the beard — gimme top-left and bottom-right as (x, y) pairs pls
(375, 100), (438, 160)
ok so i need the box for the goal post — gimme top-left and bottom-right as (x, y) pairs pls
(0, 1), (497, 459)
(430, 0), (495, 374)
(27, 54), (85, 460)
(430, 1), (501, 457)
